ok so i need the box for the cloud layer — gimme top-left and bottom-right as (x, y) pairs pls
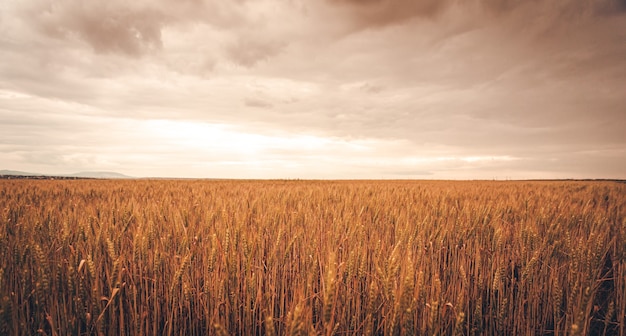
(1, 0), (625, 178)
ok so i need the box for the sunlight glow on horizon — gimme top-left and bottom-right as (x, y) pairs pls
(135, 119), (524, 179)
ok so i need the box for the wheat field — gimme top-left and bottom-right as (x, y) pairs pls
(0, 179), (624, 335)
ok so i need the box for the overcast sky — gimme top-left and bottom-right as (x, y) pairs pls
(1, 0), (625, 179)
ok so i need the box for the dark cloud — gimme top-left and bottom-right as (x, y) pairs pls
(244, 97), (273, 109)
(23, 2), (166, 56)
(327, 0), (447, 27)
(17, 0), (251, 57)
(357, 82), (385, 94)
(325, 0), (626, 30)
(226, 30), (287, 67)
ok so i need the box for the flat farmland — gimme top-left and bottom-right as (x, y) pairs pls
(0, 180), (624, 335)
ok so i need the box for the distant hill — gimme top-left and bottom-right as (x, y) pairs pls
(0, 170), (132, 179)
(0, 170), (43, 176)
(68, 171), (131, 179)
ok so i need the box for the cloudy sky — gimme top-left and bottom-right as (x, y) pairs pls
(1, 0), (625, 179)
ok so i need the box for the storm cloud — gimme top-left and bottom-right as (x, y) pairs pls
(0, 0), (624, 178)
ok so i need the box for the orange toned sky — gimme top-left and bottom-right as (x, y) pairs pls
(1, 0), (625, 179)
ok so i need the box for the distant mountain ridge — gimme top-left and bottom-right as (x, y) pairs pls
(0, 170), (43, 176)
(0, 169), (132, 179)
(68, 171), (131, 178)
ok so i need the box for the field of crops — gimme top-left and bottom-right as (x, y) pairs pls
(0, 179), (624, 335)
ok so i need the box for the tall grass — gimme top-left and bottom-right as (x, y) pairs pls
(0, 180), (624, 335)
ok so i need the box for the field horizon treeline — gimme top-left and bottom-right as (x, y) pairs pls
(0, 180), (624, 335)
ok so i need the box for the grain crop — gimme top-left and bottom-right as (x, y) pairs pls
(0, 179), (624, 335)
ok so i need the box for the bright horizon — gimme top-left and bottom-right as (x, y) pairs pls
(1, 0), (625, 180)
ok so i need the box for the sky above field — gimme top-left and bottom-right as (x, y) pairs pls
(1, 0), (625, 179)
